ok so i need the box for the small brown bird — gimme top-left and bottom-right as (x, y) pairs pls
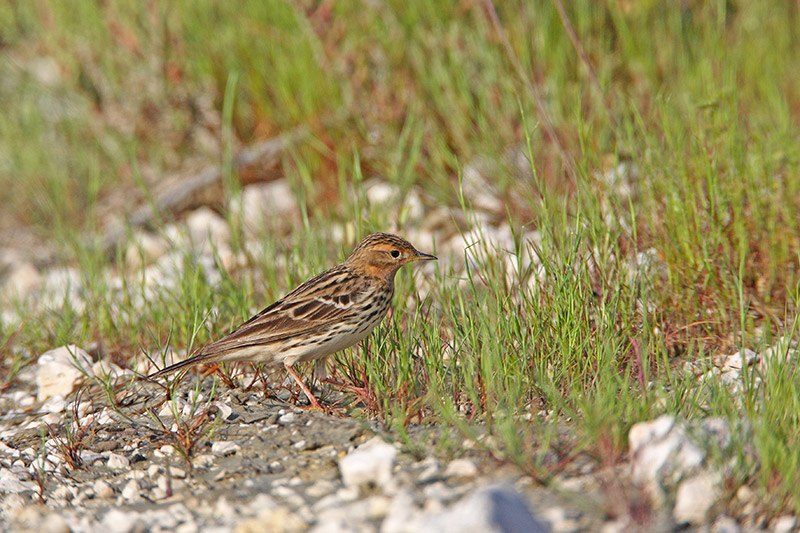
(149, 233), (436, 408)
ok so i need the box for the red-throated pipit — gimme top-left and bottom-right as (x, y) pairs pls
(149, 233), (436, 408)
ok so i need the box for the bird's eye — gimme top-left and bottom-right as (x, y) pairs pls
(390, 250), (400, 258)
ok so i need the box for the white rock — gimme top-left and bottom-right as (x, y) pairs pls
(673, 471), (721, 525)
(213, 401), (233, 421)
(461, 161), (503, 213)
(365, 180), (399, 206)
(106, 452), (130, 471)
(541, 506), (580, 533)
(102, 509), (144, 533)
(93, 479), (114, 499)
(339, 437), (397, 492)
(710, 515), (740, 533)
(35, 345), (93, 401)
(186, 206), (231, 252)
(40, 394), (68, 413)
(1, 260), (42, 300)
(214, 497), (238, 521)
(773, 515), (797, 533)
(234, 181), (299, 236)
(380, 489), (420, 533)
(306, 479), (337, 499)
(121, 479), (142, 502)
(0, 441), (20, 458)
(79, 450), (104, 465)
(278, 412), (297, 424)
(193, 454), (215, 468)
(443, 458), (478, 479)
(416, 485), (547, 533)
(0, 467), (36, 493)
(236, 505), (308, 533)
(629, 415), (704, 503)
(212, 441), (241, 456)
(416, 457), (440, 483)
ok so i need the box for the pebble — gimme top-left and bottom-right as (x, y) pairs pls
(35, 345), (93, 401)
(235, 506), (308, 533)
(121, 479), (142, 502)
(0, 260), (42, 300)
(102, 508), (144, 533)
(443, 458), (478, 479)
(773, 515), (797, 533)
(278, 412), (298, 424)
(193, 454), (216, 468)
(673, 471), (721, 525)
(234, 180), (299, 236)
(0, 467), (36, 494)
(186, 207), (231, 253)
(711, 515), (740, 533)
(339, 437), (397, 492)
(212, 441), (241, 456)
(629, 415), (704, 502)
(93, 479), (114, 499)
(106, 452), (130, 470)
(416, 484), (548, 533)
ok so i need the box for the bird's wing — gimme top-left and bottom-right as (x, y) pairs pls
(199, 265), (373, 357)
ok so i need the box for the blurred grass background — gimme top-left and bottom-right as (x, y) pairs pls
(2, 0), (800, 517)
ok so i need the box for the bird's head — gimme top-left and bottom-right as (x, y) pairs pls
(345, 232), (437, 278)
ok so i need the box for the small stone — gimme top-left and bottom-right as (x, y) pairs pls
(292, 440), (307, 451)
(443, 458), (478, 479)
(52, 485), (73, 502)
(1, 260), (41, 300)
(673, 471), (721, 525)
(40, 394), (67, 414)
(339, 437), (397, 492)
(278, 412), (297, 424)
(121, 479), (142, 501)
(0, 441), (20, 458)
(106, 452), (130, 470)
(94, 479), (114, 499)
(102, 509), (144, 533)
(212, 441), (241, 456)
(416, 457), (440, 483)
(193, 454), (215, 468)
(234, 181), (299, 236)
(214, 497), (238, 521)
(186, 207), (231, 251)
(79, 450), (104, 465)
(541, 506), (579, 533)
(629, 415), (704, 503)
(0, 468), (36, 494)
(235, 505), (307, 533)
(417, 484), (548, 533)
(306, 479), (337, 499)
(35, 345), (93, 401)
(773, 515), (797, 533)
(365, 180), (398, 206)
(711, 515), (740, 533)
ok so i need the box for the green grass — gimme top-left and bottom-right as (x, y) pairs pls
(2, 0), (800, 519)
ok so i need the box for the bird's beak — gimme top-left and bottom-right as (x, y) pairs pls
(410, 251), (437, 262)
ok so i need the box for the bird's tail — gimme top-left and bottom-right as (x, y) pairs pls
(147, 352), (210, 380)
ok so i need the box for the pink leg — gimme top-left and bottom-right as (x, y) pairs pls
(284, 362), (324, 409)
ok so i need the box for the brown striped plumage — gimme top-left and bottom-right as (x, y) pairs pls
(149, 233), (436, 408)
